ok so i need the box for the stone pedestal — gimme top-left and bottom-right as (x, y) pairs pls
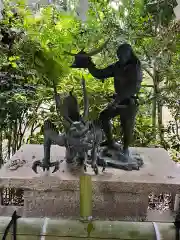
(0, 144), (180, 221)
(23, 190), (148, 220)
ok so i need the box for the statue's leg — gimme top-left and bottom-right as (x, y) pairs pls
(99, 100), (142, 170)
(91, 144), (99, 174)
(99, 102), (120, 148)
(120, 104), (138, 157)
(43, 136), (51, 168)
(32, 120), (65, 174)
(45, 129), (65, 146)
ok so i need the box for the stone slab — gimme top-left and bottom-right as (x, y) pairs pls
(0, 144), (180, 194)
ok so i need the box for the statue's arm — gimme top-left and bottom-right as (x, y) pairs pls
(87, 62), (114, 80)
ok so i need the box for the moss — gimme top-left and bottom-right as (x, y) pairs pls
(0, 217), (175, 239)
(128, 230), (141, 238)
(47, 219), (87, 237)
(46, 220), (155, 239)
(0, 217), (43, 240)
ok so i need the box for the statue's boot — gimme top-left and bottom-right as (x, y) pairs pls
(100, 140), (122, 151)
(100, 117), (122, 151)
(123, 148), (130, 157)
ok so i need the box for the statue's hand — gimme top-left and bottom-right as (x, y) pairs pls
(71, 52), (92, 69)
(81, 54), (92, 67)
(79, 54), (92, 69)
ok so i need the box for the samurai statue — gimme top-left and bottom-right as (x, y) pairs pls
(68, 42), (144, 170)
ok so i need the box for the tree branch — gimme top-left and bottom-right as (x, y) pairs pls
(142, 66), (154, 80)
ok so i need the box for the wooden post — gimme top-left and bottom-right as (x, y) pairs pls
(80, 174), (92, 220)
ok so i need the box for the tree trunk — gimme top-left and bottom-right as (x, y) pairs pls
(7, 123), (12, 160)
(157, 100), (165, 147)
(63, 0), (67, 11)
(155, 70), (165, 147)
(152, 67), (157, 139)
(152, 89), (157, 136)
(0, 131), (3, 168)
(12, 119), (18, 155)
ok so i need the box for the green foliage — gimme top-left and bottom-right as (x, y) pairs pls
(0, 0), (179, 164)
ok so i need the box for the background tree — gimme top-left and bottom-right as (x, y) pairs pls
(0, 0), (179, 166)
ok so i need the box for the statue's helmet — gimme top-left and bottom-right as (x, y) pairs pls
(116, 43), (133, 64)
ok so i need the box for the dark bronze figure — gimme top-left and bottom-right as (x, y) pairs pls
(32, 41), (144, 174)
(68, 42), (143, 170)
(32, 78), (106, 174)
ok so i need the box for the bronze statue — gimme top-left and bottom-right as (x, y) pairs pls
(32, 41), (144, 174)
(32, 78), (106, 174)
(68, 43), (143, 170)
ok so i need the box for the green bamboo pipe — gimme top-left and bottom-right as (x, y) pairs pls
(0, 217), (176, 239)
(80, 174), (92, 219)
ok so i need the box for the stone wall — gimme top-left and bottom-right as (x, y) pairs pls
(0, 187), (148, 220)
(23, 190), (148, 220)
